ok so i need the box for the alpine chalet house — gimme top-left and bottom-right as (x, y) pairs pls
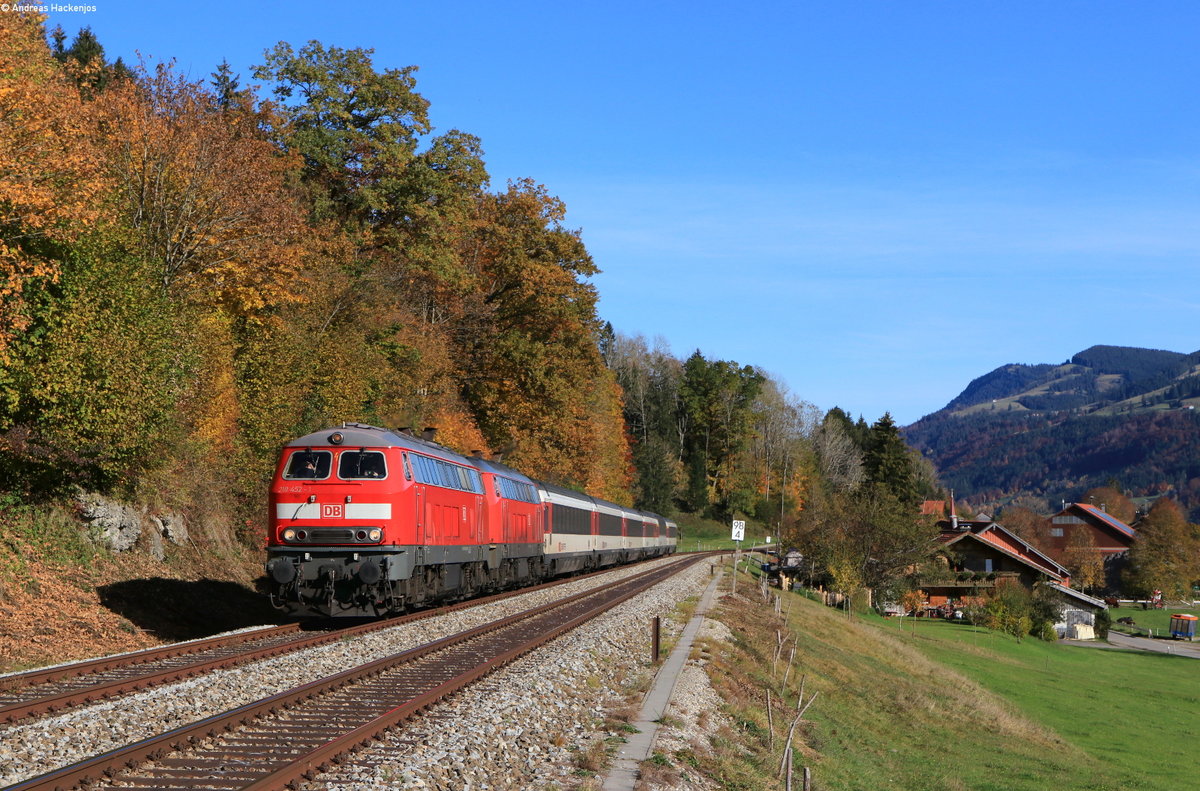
(1044, 502), (1137, 559)
(920, 501), (1106, 638)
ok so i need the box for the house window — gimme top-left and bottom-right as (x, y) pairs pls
(985, 559), (993, 573)
(1050, 527), (1064, 537)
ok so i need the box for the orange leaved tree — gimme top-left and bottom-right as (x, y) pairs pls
(0, 12), (106, 363)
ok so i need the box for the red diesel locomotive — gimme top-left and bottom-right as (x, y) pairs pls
(265, 423), (677, 617)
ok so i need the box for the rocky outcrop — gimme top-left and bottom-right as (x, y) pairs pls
(74, 491), (186, 556)
(75, 492), (143, 553)
(152, 514), (188, 546)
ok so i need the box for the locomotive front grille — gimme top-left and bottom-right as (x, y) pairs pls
(279, 527), (383, 544)
(308, 528), (356, 542)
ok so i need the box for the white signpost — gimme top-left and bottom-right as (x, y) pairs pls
(730, 520), (746, 594)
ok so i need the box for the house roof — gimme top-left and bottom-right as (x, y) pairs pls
(1069, 503), (1137, 539)
(939, 519), (1070, 581)
(1043, 581), (1108, 610)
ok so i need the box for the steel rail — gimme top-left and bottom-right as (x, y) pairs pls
(242, 556), (701, 791)
(3, 555), (700, 791)
(4, 554), (700, 791)
(0, 626), (303, 693)
(0, 556), (678, 725)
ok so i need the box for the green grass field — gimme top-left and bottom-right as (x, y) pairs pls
(696, 571), (1200, 791)
(1106, 605), (1198, 638)
(887, 617), (1200, 790)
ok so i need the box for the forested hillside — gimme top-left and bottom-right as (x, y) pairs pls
(906, 345), (1200, 517)
(0, 18), (865, 535)
(0, 16), (632, 545)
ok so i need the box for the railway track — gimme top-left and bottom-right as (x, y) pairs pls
(0, 558), (676, 727)
(5, 554), (700, 791)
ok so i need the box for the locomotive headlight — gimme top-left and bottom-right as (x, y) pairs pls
(328, 431), (344, 445)
(369, 528), (382, 542)
(283, 528), (296, 541)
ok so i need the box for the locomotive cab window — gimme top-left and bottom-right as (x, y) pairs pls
(338, 450), (387, 479)
(284, 450), (332, 479)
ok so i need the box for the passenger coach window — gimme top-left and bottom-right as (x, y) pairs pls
(338, 450), (387, 479)
(284, 450), (332, 479)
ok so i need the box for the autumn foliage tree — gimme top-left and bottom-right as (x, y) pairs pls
(1124, 498), (1200, 600)
(0, 12), (105, 365)
(252, 40), (432, 227)
(0, 14), (165, 491)
(998, 505), (1050, 545)
(456, 180), (625, 493)
(805, 483), (940, 600)
(92, 62), (310, 311)
(1062, 528), (1105, 593)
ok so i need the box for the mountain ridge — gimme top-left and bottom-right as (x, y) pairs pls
(905, 344), (1200, 518)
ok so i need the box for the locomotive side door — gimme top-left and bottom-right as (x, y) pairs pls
(415, 485), (427, 544)
(475, 494), (484, 544)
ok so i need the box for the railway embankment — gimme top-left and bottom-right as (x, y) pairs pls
(8, 545), (1200, 790)
(0, 501), (278, 673)
(649, 565), (1200, 791)
(0, 558), (710, 789)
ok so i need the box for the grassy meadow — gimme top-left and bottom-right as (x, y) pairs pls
(685, 564), (1198, 791)
(894, 616), (1199, 790)
(1106, 604), (1199, 638)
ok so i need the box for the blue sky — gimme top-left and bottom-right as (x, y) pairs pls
(43, 1), (1200, 424)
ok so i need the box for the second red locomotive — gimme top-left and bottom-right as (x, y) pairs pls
(264, 423), (676, 617)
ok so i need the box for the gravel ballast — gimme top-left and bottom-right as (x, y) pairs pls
(0, 557), (713, 789)
(304, 561), (713, 791)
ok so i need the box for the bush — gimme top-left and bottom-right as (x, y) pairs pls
(1029, 585), (1066, 639)
(900, 588), (926, 615)
(985, 579), (1034, 640)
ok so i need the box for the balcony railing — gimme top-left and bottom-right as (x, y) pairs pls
(918, 570), (1021, 588)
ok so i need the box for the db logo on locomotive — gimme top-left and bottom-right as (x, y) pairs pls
(321, 503), (344, 519)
